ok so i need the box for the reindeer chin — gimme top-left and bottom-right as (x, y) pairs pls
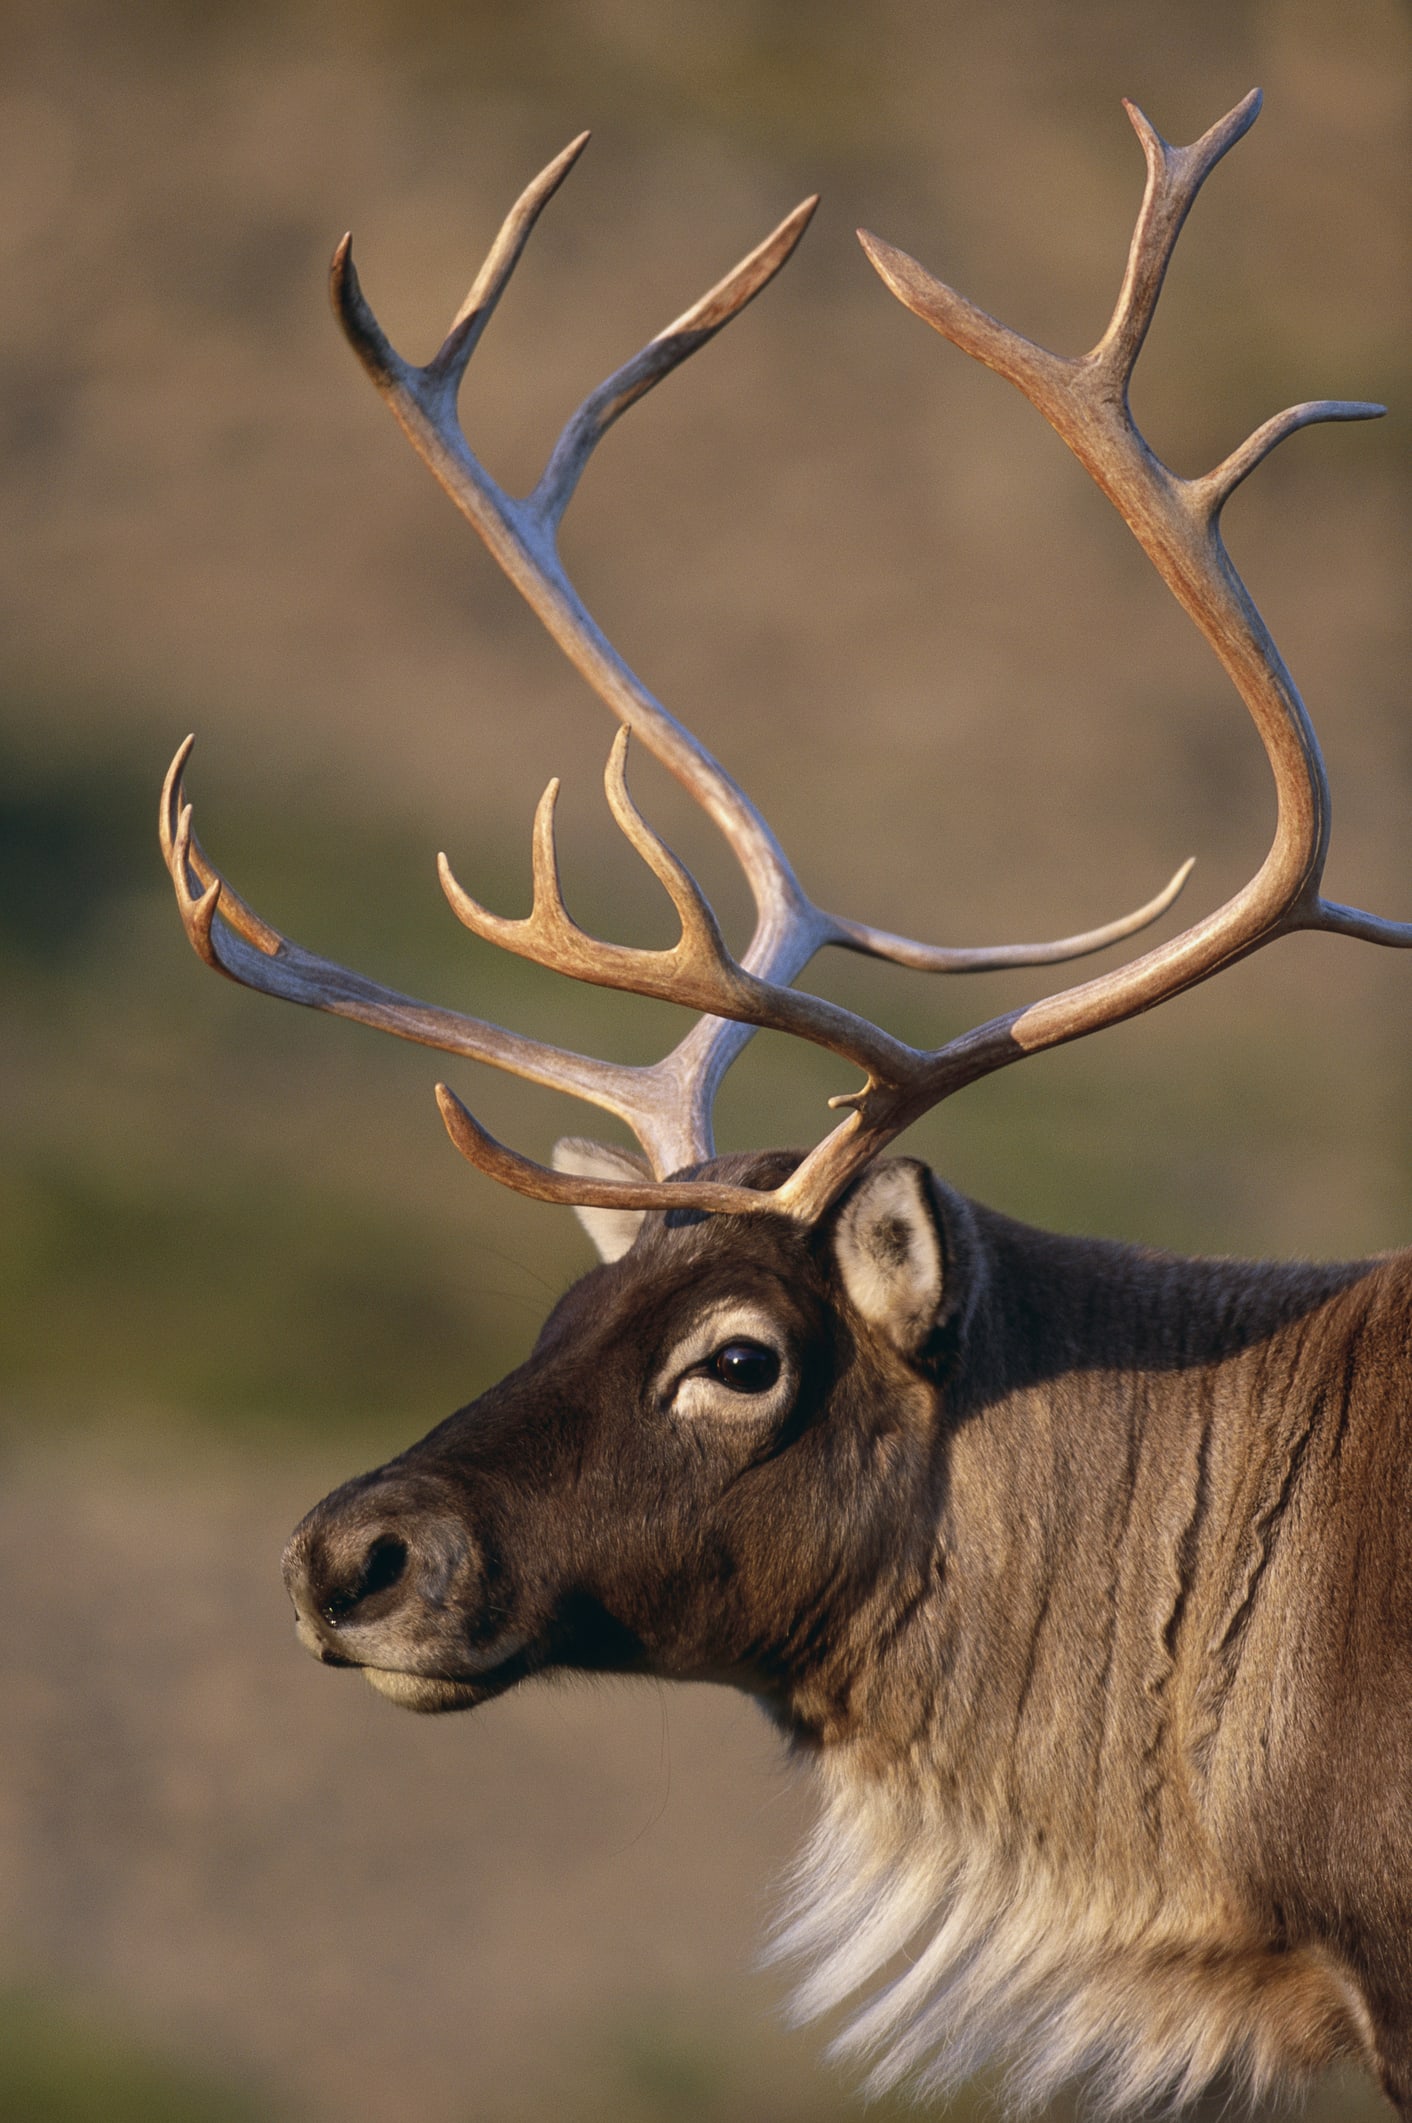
(360, 1641), (535, 1715)
(360, 1669), (493, 1714)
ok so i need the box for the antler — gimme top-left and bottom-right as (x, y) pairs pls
(163, 134), (1188, 1212)
(403, 90), (1409, 1226)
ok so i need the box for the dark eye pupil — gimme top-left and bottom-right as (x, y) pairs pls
(711, 1340), (780, 1393)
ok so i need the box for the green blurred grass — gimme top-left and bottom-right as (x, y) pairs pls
(0, 1993), (269, 2123)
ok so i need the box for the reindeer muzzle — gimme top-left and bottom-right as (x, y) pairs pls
(281, 1476), (522, 1711)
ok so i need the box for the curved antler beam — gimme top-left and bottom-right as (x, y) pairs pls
(856, 90), (1407, 1083)
(434, 1084), (785, 1218)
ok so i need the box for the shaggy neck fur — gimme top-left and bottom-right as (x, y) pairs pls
(770, 1753), (1368, 2115)
(768, 1208), (1388, 2113)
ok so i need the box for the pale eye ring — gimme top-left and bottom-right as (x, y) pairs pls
(709, 1340), (781, 1394)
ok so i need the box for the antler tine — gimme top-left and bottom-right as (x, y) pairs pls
(330, 134), (591, 403)
(1197, 398), (1387, 517)
(434, 133), (592, 391)
(1095, 91), (1262, 389)
(438, 729), (733, 982)
(158, 737), (716, 1165)
(439, 731), (917, 1085)
(826, 858), (1195, 973)
(533, 196), (819, 531)
(162, 735), (284, 964)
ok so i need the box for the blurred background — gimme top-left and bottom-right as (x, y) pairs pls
(1, 1), (1407, 2117)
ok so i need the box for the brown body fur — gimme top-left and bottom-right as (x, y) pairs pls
(778, 1199), (1409, 2109)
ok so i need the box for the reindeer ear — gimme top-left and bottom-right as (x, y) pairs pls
(552, 1137), (651, 1262)
(831, 1159), (945, 1356)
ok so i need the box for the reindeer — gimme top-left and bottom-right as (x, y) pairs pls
(160, 92), (1410, 2117)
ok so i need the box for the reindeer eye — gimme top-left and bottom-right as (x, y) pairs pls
(710, 1340), (781, 1394)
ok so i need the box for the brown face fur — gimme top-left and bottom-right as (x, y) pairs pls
(282, 1153), (952, 1735)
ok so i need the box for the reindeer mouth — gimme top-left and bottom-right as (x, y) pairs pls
(360, 1668), (502, 1713)
(357, 1646), (534, 1714)
(286, 1568), (536, 1713)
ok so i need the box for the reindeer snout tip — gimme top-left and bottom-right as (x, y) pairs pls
(281, 1484), (477, 1669)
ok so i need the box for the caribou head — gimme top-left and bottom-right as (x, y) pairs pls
(163, 94), (1412, 2119)
(281, 1147), (973, 1734)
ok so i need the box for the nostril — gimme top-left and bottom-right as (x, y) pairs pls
(360, 1533), (409, 1599)
(321, 1533), (409, 1626)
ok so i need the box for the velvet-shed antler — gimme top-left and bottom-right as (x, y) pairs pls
(162, 126), (1194, 1219)
(164, 94), (1405, 1224)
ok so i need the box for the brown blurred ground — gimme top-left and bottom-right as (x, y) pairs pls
(1, 2), (1408, 2117)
